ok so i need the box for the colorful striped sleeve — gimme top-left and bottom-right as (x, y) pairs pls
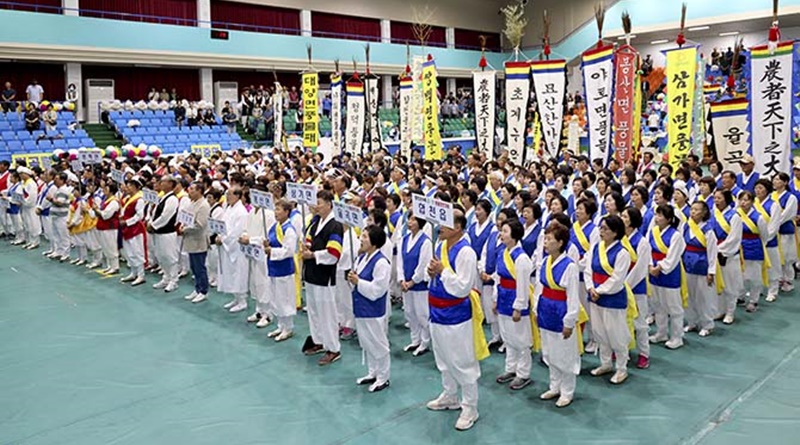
(326, 233), (343, 259)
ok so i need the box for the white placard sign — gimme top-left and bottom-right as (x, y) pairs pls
(333, 201), (365, 229)
(70, 160), (83, 173)
(250, 190), (274, 210)
(177, 210), (195, 228)
(411, 194), (454, 228)
(79, 151), (102, 165)
(111, 169), (125, 184)
(300, 184), (317, 205)
(41, 157), (53, 170)
(240, 243), (265, 261)
(286, 182), (303, 203)
(208, 218), (227, 235)
(142, 188), (159, 205)
(431, 198), (454, 229)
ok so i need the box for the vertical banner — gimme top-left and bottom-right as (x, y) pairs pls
(366, 77), (383, 152)
(582, 45), (615, 167)
(613, 47), (639, 165)
(411, 56), (425, 144)
(632, 70), (642, 161)
(710, 98), (749, 173)
(399, 75), (414, 159)
(302, 73), (319, 149)
(504, 61), (531, 165)
(330, 74), (343, 157)
(531, 59), (567, 161)
(665, 46), (698, 171)
(749, 41), (795, 177)
(422, 59), (442, 160)
(472, 70), (496, 160)
(691, 51), (706, 156)
(345, 80), (366, 155)
(273, 82), (283, 147)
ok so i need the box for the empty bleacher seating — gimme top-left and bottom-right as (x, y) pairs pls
(0, 111), (93, 161)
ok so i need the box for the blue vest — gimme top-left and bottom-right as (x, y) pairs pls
(738, 172), (760, 193)
(537, 255), (573, 332)
(7, 183), (21, 215)
(682, 222), (712, 275)
(266, 222), (296, 277)
(639, 206), (654, 238)
(468, 221), (494, 260)
(495, 247), (529, 317)
(649, 226), (682, 289)
(570, 221), (595, 259)
(352, 252), (388, 318)
(590, 242), (628, 309)
(401, 232), (429, 291)
(428, 239), (472, 325)
(741, 209), (765, 261)
(521, 222), (541, 258)
(628, 232), (647, 294)
(776, 191), (796, 235)
(37, 182), (54, 217)
(713, 207), (736, 243)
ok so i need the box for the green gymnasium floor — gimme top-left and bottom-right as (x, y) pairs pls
(2, 242), (799, 445)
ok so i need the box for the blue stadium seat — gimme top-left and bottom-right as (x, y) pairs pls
(67, 139), (81, 148)
(2, 130), (15, 140)
(132, 110), (144, 118)
(22, 140), (37, 150)
(38, 140), (54, 150)
(0, 121), (10, 130)
(6, 140), (22, 151)
(52, 139), (67, 149)
(80, 138), (94, 146)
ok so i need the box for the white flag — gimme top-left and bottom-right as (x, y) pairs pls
(345, 81), (366, 155)
(330, 75), (343, 157)
(472, 71), (496, 160)
(366, 77), (383, 152)
(582, 46), (614, 167)
(273, 82), (283, 147)
(399, 76), (413, 159)
(504, 61), (530, 165)
(530, 59), (567, 161)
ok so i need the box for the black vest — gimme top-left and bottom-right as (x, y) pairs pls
(303, 215), (343, 286)
(153, 192), (178, 234)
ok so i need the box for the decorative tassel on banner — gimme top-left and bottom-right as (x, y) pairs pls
(676, 3), (687, 47)
(622, 11), (632, 46)
(542, 9), (552, 59)
(594, 2), (606, 49)
(768, 0), (780, 54)
(478, 35), (488, 70)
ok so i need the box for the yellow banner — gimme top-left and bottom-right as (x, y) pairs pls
(422, 60), (442, 160)
(12, 152), (51, 168)
(666, 47), (697, 171)
(302, 72), (319, 148)
(190, 144), (222, 157)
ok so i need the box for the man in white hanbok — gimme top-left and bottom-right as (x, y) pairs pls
(216, 188), (250, 311)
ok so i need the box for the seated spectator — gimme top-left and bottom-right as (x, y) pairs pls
(159, 88), (170, 102)
(289, 86), (300, 109)
(43, 104), (58, 132)
(174, 101), (186, 128)
(170, 88), (178, 101)
(1, 81), (16, 112)
(223, 107), (238, 134)
(147, 87), (159, 102)
(202, 109), (216, 126)
(25, 103), (40, 132)
(26, 79), (44, 105)
(187, 103), (198, 127)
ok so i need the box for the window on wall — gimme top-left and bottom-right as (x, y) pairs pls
(80, 0), (197, 27)
(82, 65), (200, 101)
(0, 0), (61, 14)
(455, 29), (502, 52)
(311, 12), (380, 42)
(210, 1), (300, 35)
(390, 21), (446, 47)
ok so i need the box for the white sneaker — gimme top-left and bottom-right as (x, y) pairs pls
(584, 341), (597, 354)
(412, 345), (429, 357)
(555, 397), (573, 408)
(209, 279), (217, 287)
(164, 283), (178, 293)
(42, 250), (52, 256)
(645, 315), (654, 325)
(86, 262), (100, 269)
(780, 283), (794, 293)
(765, 294), (777, 302)
(665, 338), (684, 350)
(591, 365), (613, 376)
(454, 408), (479, 431)
(256, 316), (271, 328)
(120, 274), (135, 283)
(540, 389), (560, 400)
(246, 312), (260, 322)
(130, 276), (146, 287)
(426, 393), (461, 411)
(191, 293), (207, 303)
(698, 329), (712, 337)
(610, 370), (628, 385)
(275, 330), (293, 342)
(267, 328), (282, 338)
(223, 299), (237, 309)
(74, 259), (85, 266)
(649, 334), (668, 344)
(152, 280), (167, 289)
(722, 314), (735, 325)
(683, 325), (697, 333)
(184, 291), (198, 301)
(229, 302), (247, 313)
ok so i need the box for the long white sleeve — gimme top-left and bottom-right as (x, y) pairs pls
(717, 214), (743, 257)
(338, 228), (359, 270)
(627, 238), (651, 289)
(562, 262), (580, 329)
(22, 180), (37, 207)
(414, 238), (432, 284)
(766, 203), (780, 240)
(356, 255), (391, 301)
(777, 193), (798, 226)
(269, 226), (297, 261)
(657, 231), (685, 274)
(512, 250), (533, 311)
(757, 214), (770, 244)
(98, 200), (120, 220)
(125, 200), (146, 226)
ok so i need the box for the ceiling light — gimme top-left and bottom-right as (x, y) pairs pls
(719, 31), (740, 36)
(650, 39), (669, 45)
(688, 26), (710, 31)
(617, 35), (636, 40)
